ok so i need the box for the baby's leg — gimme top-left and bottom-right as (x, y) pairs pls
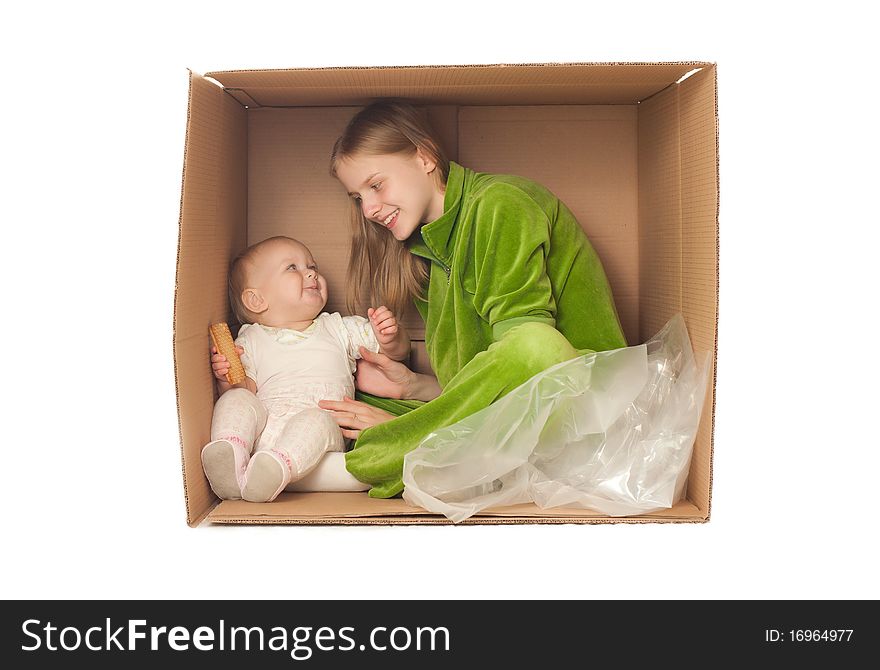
(202, 388), (267, 500)
(242, 408), (343, 502)
(286, 452), (370, 492)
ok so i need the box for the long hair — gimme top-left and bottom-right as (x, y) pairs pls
(330, 100), (450, 317)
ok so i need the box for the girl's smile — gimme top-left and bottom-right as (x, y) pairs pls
(382, 208), (400, 229)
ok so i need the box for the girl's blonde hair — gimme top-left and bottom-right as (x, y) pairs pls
(329, 100), (450, 318)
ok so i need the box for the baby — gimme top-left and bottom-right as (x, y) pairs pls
(203, 235), (409, 502)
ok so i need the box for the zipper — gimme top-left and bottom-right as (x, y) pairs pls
(421, 235), (451, 279)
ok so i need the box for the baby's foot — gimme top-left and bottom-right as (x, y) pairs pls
(242, 450), (291, 503)
(201, 438), (250, 500)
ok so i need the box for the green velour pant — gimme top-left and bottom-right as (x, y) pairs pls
(347, 322), (587, 498)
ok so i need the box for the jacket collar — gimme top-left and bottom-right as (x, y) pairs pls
(408, 161), (468, 267)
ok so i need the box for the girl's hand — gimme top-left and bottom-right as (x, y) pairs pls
(368, 306), (399, 346)
(318, 396), (396, 439)
(354, 347), (413, 399)
(211, 345), (244, 382)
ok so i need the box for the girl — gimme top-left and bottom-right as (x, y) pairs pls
(317, 100), (627, 499)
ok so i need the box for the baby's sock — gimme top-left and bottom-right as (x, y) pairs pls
(201, 437), (251, 500)
(203, 389), (267, 500)
(242, 449), (292, 503)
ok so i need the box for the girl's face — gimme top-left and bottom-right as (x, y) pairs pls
(335, 150), (445, 241)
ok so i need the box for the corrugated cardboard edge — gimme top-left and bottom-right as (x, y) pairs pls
(706, 63), (719, 522)
(206, 62), (716, 108)
(678, 63), (718, 523)
(175, 69), (250, 527)
(680, 63), (719, 522)
(205, 61), (715, 76)
(207, 517), (708, 526)
(174, 69), (209, 527)
(205, 496), (706, 526)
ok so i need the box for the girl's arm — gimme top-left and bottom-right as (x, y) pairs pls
(356, 347), (441, 401)
(470, 184), (558, 341)
(405, 369), (442, 402)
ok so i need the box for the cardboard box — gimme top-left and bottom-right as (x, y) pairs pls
(175, 62), (719, 526)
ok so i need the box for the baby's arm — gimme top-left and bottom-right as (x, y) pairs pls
(211, 346), (258, 394)
(368, 306), (410, 362)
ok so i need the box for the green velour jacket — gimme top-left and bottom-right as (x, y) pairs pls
(407, 160), (627, 387)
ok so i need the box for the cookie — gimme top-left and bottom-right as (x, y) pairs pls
(209, 322), (246, 385)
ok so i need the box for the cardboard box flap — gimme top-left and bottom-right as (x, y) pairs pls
(206, 494), (706, 524)
(638, 64), (718, 518)
(677, 65), (719, 516)
(205, 63), (713, 107)
(174, 70), (248, 526)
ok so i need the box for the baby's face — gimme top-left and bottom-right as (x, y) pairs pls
(251, 238), (328, 323)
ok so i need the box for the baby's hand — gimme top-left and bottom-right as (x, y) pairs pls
(368, 306), (399, 346)
(211, 345), (244, 382)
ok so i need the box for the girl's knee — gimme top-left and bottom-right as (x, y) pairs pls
(495, 322), (578, 378)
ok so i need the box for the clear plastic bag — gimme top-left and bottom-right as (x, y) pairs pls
(401, 314), (711, 523)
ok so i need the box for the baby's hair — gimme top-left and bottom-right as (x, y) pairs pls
(228, 236), (302, 326)
(329, 100), (449, 318)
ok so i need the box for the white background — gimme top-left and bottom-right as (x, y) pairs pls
(2, 1), (877, 600)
